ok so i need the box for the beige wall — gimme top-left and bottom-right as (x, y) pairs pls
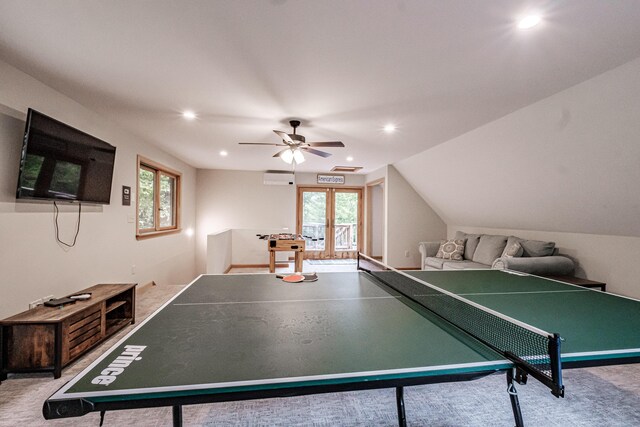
(363, 165), (446, 268)
(0, 60), (197, 318)
(195, 170), (297, 272)
(386, 165), (446, 268)
(395, 57), (640, 238)
(195, 170), (367, 271)
(206, 229), (232, 274)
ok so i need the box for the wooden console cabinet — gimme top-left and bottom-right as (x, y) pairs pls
(1, 283), (136, 380)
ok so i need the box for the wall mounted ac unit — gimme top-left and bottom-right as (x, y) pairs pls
(263, 171), (295, 185)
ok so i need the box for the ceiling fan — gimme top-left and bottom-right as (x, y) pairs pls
(239, 120), (344, 164)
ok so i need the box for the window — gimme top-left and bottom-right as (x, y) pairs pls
(136, 156), (181, 238)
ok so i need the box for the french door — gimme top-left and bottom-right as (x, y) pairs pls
(297, 186), (363, 259)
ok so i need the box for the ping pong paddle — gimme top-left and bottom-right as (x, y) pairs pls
(303, 273), (318, 282)
(276, 273), (317, 282)
(282, 274), (305, 283)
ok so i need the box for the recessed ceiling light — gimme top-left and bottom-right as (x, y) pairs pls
(346, 156), (354, 162)
(219, 150), (228, 157)
(383, 124), (396, 133)
(182, 110), (196, 120)
(518, 15), (541, 29)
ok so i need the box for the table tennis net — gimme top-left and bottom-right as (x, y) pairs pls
(357, 254), (564, 397)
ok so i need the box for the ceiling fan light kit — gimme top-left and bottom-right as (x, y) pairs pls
(280, 149), (294, 164)
(279, 147), (306, 165)
(293, 148), (305, 164)
(239, 120), (345, 165)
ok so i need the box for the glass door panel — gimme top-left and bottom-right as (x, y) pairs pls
(334, 191), (358, 253)
(300, 189), (329, 258)
(298, 187), (363, 260)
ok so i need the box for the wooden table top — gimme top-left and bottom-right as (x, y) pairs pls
(1, 283), (136, 324)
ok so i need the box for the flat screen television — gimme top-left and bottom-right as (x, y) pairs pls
(16, 109), (116, 204)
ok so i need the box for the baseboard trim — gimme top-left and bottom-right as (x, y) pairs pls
(137, 281), (157, 293)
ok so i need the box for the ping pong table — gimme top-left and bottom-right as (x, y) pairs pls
(43, 255), (640, 426)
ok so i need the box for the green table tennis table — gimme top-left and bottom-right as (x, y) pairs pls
(43, 255), (640, 426)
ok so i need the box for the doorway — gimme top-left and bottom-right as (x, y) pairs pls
(297, 186), (363, 259)
(365, 178), (385, 261)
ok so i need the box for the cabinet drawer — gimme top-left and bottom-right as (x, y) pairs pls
(67, 308), (103, 361)
(69, 327), (102, 360)
(68, 310), (101, 337)
(68, 306), (101, 332)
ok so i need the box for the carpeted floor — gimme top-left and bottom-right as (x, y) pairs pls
(1, 280), (639, 426)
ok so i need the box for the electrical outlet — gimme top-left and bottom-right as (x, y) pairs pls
(404, 250), (410, 257)
(29, 299), (43, 309)
(43, 295), (54, 303)
(131, 265), (136, 275)
(127, 214), (135, 223)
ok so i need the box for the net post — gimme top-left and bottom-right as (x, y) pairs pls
(506, 368), (525, 427)
(549, 333), (564, 398)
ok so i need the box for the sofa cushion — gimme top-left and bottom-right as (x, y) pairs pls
(492, 255), (574, 275)
(435, 239), (465, 260)
(503, 241), (523, 257)
(521, 239), (555, 257)
(424, 257), (446, 269)
(455, 231), (481, 260)
(443, 260), (491, 270)
(472, 235), (508, 265)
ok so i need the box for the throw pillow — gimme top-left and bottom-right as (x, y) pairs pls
(472, 235), (508, 265)
(501, 236), (523, 257)
(503, 241), (523, 257)
(435, 239), (465, 261)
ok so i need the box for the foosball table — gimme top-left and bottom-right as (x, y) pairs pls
(260, 233), (305, 273)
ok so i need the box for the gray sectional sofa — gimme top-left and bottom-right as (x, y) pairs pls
(418, 231), (574, 275)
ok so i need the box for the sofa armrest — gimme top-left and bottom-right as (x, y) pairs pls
(418, 241), (441, 269)
(492, 256), (575, 276)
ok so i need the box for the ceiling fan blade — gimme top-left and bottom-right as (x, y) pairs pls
(238, 142), (287, 146)
(273, 130), (294, 143)
(300, 147), (332, 158)
(307, 141), (345, 147)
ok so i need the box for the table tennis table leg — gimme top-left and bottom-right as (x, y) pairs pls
(396, 386), (407, 427)
(506, 369), (525, 427)
(172, 405), (182, 427)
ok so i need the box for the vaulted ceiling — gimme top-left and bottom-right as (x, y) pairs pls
(1, 1), (640, 174)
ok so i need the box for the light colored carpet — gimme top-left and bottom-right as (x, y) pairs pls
(1, 280), (639, 426)
(306, 259), (357, 265)
(228, 260), (357, 274)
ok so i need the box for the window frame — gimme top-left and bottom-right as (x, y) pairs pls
(136, 155), (181, 239)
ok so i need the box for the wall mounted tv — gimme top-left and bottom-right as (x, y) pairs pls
(16, 109), (116, 204)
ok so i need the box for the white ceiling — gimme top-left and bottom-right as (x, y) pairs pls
(1, 1), (640, 173)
